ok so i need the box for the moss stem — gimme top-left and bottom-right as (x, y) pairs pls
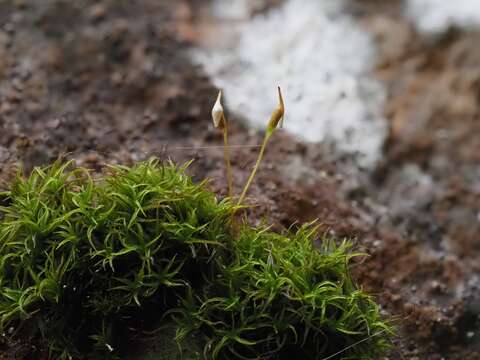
(222, 121), (233, 199)
(237, 131), (272, 206)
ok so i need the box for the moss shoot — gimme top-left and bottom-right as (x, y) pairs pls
(0, 159), (392, 359)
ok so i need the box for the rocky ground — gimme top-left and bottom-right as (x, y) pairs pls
(1, 0), (480, 359)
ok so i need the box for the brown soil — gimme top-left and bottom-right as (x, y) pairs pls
(351, 1), (480, 359)
(1, 0), (480, 359)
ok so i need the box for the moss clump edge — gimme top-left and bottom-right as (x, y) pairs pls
(0, 159), (393, 359)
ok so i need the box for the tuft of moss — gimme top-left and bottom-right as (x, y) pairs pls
(0, 159), (392, 359)
(0, 160), (232, 358)
(172, 226), (391, 360)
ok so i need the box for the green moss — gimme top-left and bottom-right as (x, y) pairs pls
(172, 226), (391, 360)
(0, 159), (392, 359)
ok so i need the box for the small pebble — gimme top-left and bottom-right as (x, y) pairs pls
(89, 4), (106, 22)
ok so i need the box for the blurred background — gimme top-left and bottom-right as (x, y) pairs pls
(1, 0), (480, 358)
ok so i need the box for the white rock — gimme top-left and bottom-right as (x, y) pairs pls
(407, 0), (480, 34)
(192, 0), (387, 167)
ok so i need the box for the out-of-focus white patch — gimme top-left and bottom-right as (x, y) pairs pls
(211, 0), (250, 20)
(407, 0), (480, 34)
(192, 0), (387, 167)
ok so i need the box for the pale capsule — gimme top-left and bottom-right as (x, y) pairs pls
(211, 90), (225, 129)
